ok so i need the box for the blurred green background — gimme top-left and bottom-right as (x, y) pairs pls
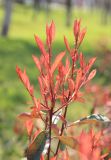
(0, 0), (111, 159)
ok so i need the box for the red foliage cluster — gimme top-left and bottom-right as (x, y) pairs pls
(16, 20), (111, 160)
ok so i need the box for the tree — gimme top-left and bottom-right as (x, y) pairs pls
(33, 0), (40, 10)
(46, 0), (52, 17)
(102, 0), (111, 24)
(66, 0), (72, 27)
(1, 0), (13, 36)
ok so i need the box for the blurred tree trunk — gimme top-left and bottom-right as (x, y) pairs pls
(102, 0), (111, 24)
(33, 0), (40, 10)
(66, 0), (72, 27)
(1, 0), (13, 36)
(32, 0), (40, 18)
(46, 0), (51, 16)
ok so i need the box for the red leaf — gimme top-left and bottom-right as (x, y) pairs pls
(16, 66), (34, 96)
(54, 81), (60, 94)
(49, 21), (55, 43)
(68, 78), (75, 94)
(87, 69), (96, 81)
(80, 52), (85, 69)
(75, 69), (82, 91)
(51, 51), (65, 73)
(35, 35), (47, 57)
(25, 119), (33, 136)
(73, 19), (81, 37)
(79, 28), (86, 45)
(46, 21), (55, 47)
(38, 77), (44, 95)
(87, 57), (96, 71)
(40, 155), (45, 160)
(32, 55), (41, 72)
(50, 156), (57, 160)
(64, 36), (70, 51)
(18, 112), (32, 122)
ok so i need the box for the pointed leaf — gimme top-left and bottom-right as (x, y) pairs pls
(87, 57), (96, 71)
(68, 78), (75, 94)
(79, 28), (86, 45)
(35, 35), (47, 57)
(16, 66), (34, 96)
(59, 142), (66, 151)
(25, 119), (33, 136)
(50, 20), (55, 43)
(51, 51), (65, 73)
(57, 136), (78, 149)
(87, 69), (96, 81)
(18, 112), (32, 122)
(32, 55), (41, 72)
(50, 157), (57, 160)
(75, 69), (82, 90)
(79, 52), (85, 68)
(64, 36), (70, 51)
(46, 21), (55, 47)
(26, 131), (47, 160)
(68, 114), (110, 127)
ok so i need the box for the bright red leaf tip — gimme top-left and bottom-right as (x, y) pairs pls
(51, 51), (65, 73)
(16, 66), (34, 96)
(64, 36), (71, 52)
(32, 55), (41, 72)
(34, 35), (47, 57)
(87, 69), (96, 81)
(46, 20), (55, 47)
(25, 119), (33, 137)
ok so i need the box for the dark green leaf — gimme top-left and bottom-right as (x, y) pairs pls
(60, 142), (66, 151)
(26, 131), (47, 160)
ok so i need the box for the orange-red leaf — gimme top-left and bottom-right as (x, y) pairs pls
(87, 57), (96, 71)
(79, 28), (86, 45)
(64, 36), (70, 51)
(25, 119), (33, 136)
(80, 52), (85, 68)
(50, 21), (55, 43)
(18, 112), (32, 122)
(32, 55), (41, 72)
(50, 156), (57, 160)
(35, 35), (46, 57)
(68, 78), (75, 94)
(87, 69), (96, 81)
(51, 51), (65, 73)
(16, 66), (34, 96)
(75, 69), (82, 90)
(46, 21), (55, 47)
(73, 19), (81, 38)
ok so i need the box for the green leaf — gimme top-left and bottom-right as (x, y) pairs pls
(104, 152), (111, 160)
(57, 136), (78, 149)
(67, 114), (110, 127)
(59, 142), (66, 151)
(26, 131), (47, 160)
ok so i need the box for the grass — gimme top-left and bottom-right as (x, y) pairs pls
(0, 3), (111, 159)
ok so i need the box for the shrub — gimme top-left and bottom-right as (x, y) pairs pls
(16, 20), (111, 160)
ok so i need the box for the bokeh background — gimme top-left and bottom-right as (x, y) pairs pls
(0, 0), (111, 159)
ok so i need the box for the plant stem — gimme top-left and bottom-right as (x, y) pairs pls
(54, 106), (68, 156)
(47, 109), (53, 159)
